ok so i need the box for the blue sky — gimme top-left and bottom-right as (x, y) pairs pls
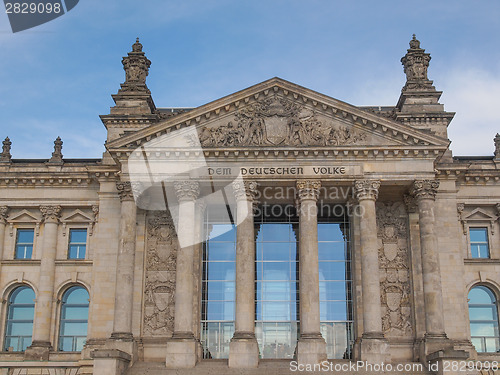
(0, 0), (499, 158)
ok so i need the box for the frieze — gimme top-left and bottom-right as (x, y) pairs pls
(195, 96), (367, 147)
(377, 201), (413, 337)
(143, 211), (178, 336)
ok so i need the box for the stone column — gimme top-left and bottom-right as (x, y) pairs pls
(229, 180), (259, 368)
(295, 180), (327, 365)
(0, 206), (9, 259)
(166, 180), (200, 368)
(353, 180), (389, 362)
(410, 181), (448, 348)
(25, 205), (61, 361)
(111, 181), (137, 341)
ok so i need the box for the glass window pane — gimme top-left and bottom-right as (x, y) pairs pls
(262, 243), (290, 261)
(8, 306), (35, 320)
(62, 306), (89, 320)
(319, 261), (347, 281)
(469, 287), (495, 304)
(207, 242), (235, 261)
(258, 224), (291, 242)
(318, 242), (345, 261)
(469, 306), (496, 321)
(320, 281), (348, 301)
(471, 323), (497, 337)
(205, 281), (234, 301)
(17, 229), (34, 243)
(318, 224), (344, 242)
(12, 287), (35, 304)
(69, 229), (87, 243)
(320, 301), (348, 321)
(15, 245), (32, 259)
(208, 224), (235, 241)
(262, 262), (290, 281)
(6, 322), (33, 336)
(470, 228), (488, 242)
(207, 262), (235, 281)
(64, 287), (89, 304)
(60, 322), (88, 336)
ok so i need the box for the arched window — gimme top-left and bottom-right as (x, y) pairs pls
(468, 286), (500, 353)
(58, 286), (89, 352)
(4, 286), (35, 352)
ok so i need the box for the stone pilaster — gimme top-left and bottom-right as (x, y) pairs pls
(166, 180), (200, 368)
(354, 180), (390, 362)
(110, 181), (137, 343)
(25, 205), (61, 361)
(295, 180), (327, 365)
(0, 206), (9, 258)
(410, 180), (450, 356)
(229, 180), (259, 368)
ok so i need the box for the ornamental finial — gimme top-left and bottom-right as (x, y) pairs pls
(49, 136), (63, 163)
(0, 136), (12, 162)
(494, 133), (500, 160)
(401, 34), (432, 90)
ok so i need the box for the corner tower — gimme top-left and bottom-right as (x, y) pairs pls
(395, 35), (454, 140)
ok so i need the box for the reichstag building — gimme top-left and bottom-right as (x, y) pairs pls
(0, 36), (499, 375)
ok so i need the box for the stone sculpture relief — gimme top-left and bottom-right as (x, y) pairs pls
(143, 211), (178, 336)
(195, 96), (367, 147)
(377, 201), (413, 336)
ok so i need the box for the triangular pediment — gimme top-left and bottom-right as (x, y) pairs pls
(107, 77), (448, 154)
(61, 209), (93, 223)
(463, 208), (496, 221)
(8, 209), (40, 223)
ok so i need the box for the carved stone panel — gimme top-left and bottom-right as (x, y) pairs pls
(143, 211), (178, 337)
(377, 201), (413, 337)
(195, 96), (368, 147)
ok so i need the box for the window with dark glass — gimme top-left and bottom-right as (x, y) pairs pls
(58, 286), (89, 351)
(470, 228), (490, 258)
(15, 229), (34, 259)
(68, 229), (87, 259)
(255, 206), (299, 359)
(200, 207), (236, 359)
(468, 286), (500, 353)
(4, 286), (35, 352)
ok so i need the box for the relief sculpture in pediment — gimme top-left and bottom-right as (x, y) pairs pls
(197, 96), (367, 147)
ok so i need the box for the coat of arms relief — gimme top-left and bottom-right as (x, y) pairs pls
(197, 96), (367, 147)
(143, 211), (178, 336)
(377, 201), (413, 337)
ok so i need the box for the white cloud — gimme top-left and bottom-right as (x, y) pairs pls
(439, 66), (500, 156)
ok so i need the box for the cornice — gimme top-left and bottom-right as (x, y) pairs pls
(106, 78), (449, 152)
(113, 145), (445, 161)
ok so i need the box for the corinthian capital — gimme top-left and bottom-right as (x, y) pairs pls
(116, 181), (135, 201)
(0, 206), (9, 224)
(174, 180), (200, 201)
(296, 180), (321, 202)
(354, 180), (380, 201)
(410, 180), (439, 200)
(40, 205), (62, 223)
(232, 180), (258, 201)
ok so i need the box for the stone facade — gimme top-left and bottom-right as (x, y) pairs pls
(0, 36), (499, 375)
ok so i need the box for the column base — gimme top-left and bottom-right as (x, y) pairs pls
(295, 333), (327, 365)
(91, 349), (131, 375)
(24, 340), (52, 361)
(105, 332), (137, 365)
(165, 332), (200, 369)
(359, 332), (391, 363)
(426, 349), (469, 375)
(419, 332), (451, 359)
(228, 332), (259, 368)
